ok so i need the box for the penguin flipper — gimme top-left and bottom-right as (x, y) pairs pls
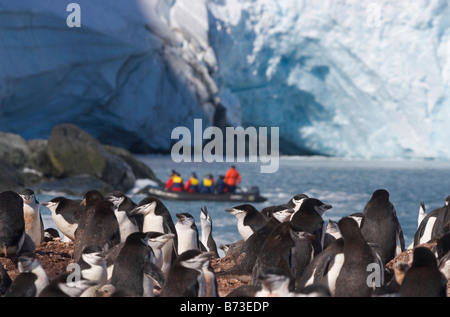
(144, 262), (165, 287)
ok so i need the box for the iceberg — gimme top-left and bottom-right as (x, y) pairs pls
(1, 0), (449, 159)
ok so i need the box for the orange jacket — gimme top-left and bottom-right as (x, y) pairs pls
(224, 168), (241, 186)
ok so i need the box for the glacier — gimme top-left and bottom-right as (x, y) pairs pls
(1, 0), (450, 159)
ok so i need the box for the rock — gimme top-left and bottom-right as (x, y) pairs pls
(0, 131), (30, 168)
(46, 124), (136, 192)
(105, 145), (163, 186)
(0, 160), (24, 192)
(34, 174), (113, 196)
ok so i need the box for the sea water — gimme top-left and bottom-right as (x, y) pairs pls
(37, 155), (450, 257)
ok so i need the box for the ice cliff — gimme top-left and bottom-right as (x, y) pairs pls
(1, 0), (450, 159)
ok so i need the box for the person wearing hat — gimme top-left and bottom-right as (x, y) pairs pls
(184, 172), (200, 193)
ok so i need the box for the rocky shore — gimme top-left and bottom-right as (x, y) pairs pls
(0, 123), (162, 196)
(1, 239), (448, 297)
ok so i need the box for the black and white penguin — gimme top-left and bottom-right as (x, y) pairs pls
(175, 213), (201, 254)
(399, 247), (447, 297)
(19, 189), (44, 246)
(38, 273), (97, 297)
(147, 232), (177, 271)
(334, 217), (376, 297)
(225, 204), (269, 241)
(129, 196), (178, 275)
(296, 237), (344, 295)
(43, 228), (60, 242)
(110, 232), (165, 297)
(200, 206), (219, 258)
(414, 196), (450, 246)
(73, 200), (120, 262)
(75, 245), (107, 296)
(290, 198), (332, 255)
(287, 193), (309, 215)
(4, 253), (49, 297)
(162, 249), (215, 297)
(230, 204), (294, 275)
(0, 191), (26, 257)
(106, 192), (139, 243)
(251, 221), (315, 288)
(323, 219), (341, 249)
(360, 189), (404, 265)
(41, 196), (83, 241)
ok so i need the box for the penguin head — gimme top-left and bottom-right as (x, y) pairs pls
(148, 232), (176, 250)
(225, 204), (258, 218)
(17, 253), (42, 273)
(200, 206), (212, 223)
(81, 190), (104, 207)
(106, 191), (126, 209)
(41, 197), (66, 213)
(125, 231), (151, 247)
(81, 245), (105, 266)
(271, 204), (295, 223)
(175, 213), (196, 228)
(19, 188), (37, 205)
(287, 193), (309, 212)
(298, 198), (332, 216)
(129, 197), (160, 216)
(177, 250), (214, 271)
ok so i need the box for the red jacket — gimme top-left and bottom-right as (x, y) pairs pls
(224, 168), (241, 186)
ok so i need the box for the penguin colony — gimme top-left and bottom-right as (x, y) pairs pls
(0, 187), (448, 297)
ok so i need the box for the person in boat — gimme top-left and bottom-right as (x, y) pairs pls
(214, 175), (228, 194)
(200, 174), (215, 193)
(165, 171), (184, 192)
(224, 165), (241, 193)
(184, 172), (200, 193)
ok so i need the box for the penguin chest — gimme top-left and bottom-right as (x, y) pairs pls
(23, 205), (42, 244)
(143, 215), (165, 233)
(237, 218), (254, 241)
(176, 226), (198, 254)
(52, 212), (77, 240)
(82, 264), (107, 285)
(114, 210), (138, 242)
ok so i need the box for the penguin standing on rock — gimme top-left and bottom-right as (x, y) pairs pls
(399, 247), (448, 297)
(0, 191), (26, 257)
(41, 196), (83, 241)
(19, 189), (44, 246)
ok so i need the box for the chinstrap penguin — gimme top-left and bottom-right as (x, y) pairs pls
(225, 204), (269, 241)
(19, 189), (44, 246)
(0, 191), (26, 257)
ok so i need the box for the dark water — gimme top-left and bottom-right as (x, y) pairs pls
(38, 155), (450, 256)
